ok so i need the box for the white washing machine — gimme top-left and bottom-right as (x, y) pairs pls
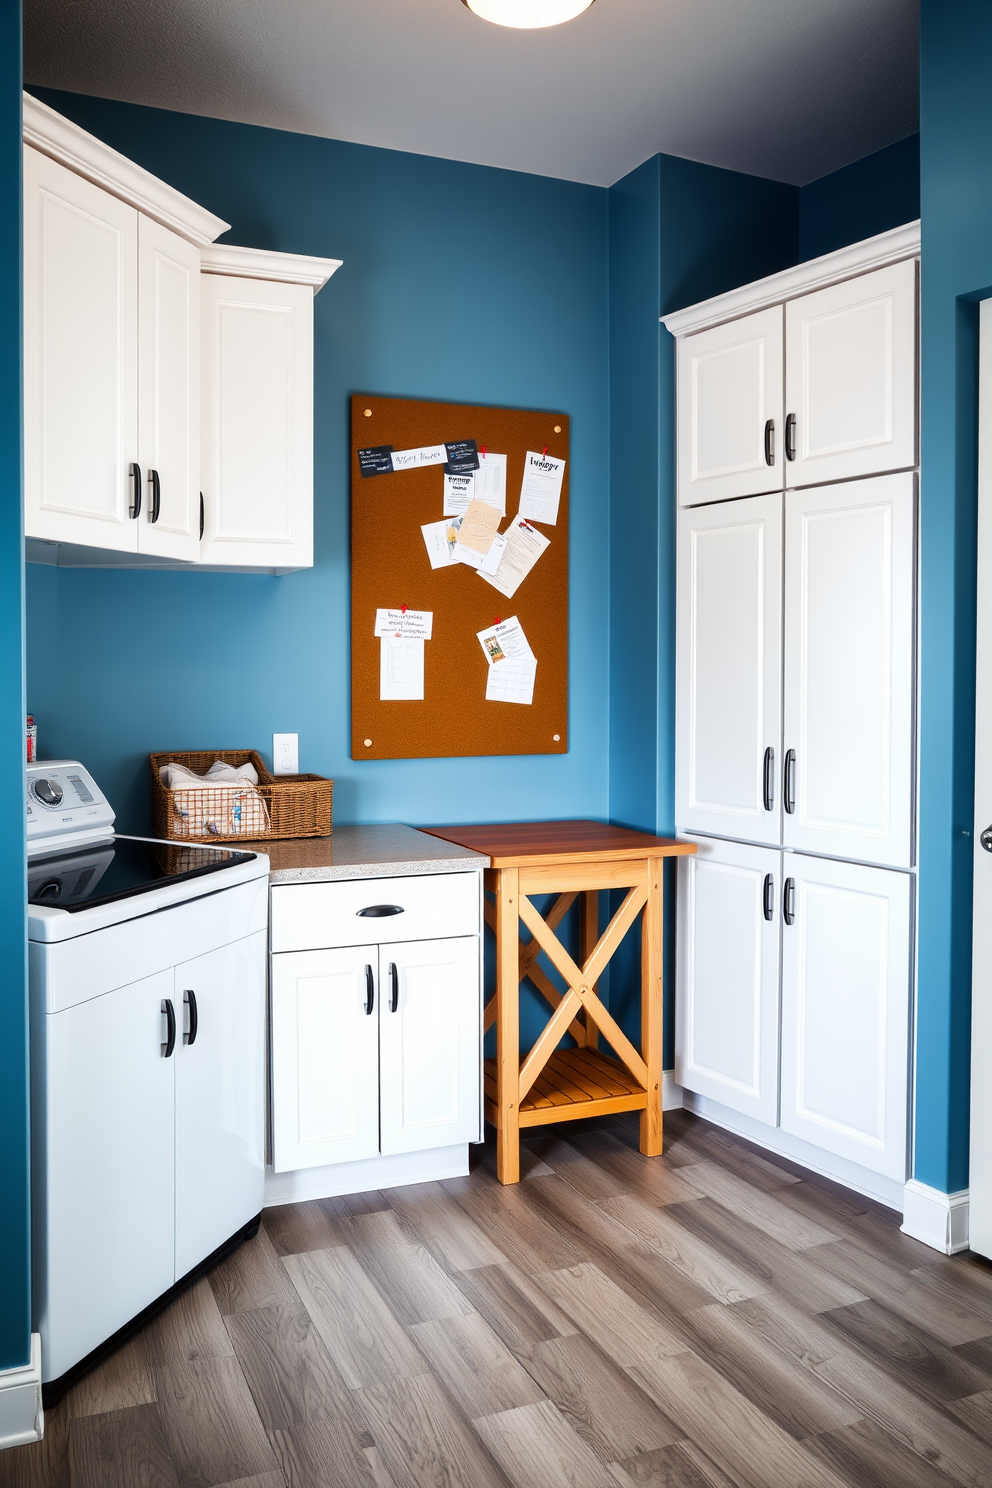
(28, 762), (269, 1401)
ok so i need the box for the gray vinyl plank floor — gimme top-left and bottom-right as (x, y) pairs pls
(5, 1109), (992, 1488)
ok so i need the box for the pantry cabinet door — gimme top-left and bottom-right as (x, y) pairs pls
(24, 146), (138, 550)
(675, 838), (781, 1125)
(137, 215), (200, 561)
(270, 946), (380, 1172)
(200, 273), (314, 569)
(174, 932), (265, 1278)
(780, 855), (911, 1181)
(783, 473), (915, 868)
(676, 493), (783, 845)
(677, 306), (784, 506)
(379, 937), (481, 1156)
(784, 259), (917, 488)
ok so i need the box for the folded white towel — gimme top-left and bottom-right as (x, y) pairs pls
(160, 759), (259, 789)
(159, 758), (269, 838)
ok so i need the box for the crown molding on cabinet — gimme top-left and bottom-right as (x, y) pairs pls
(661, 220), (921, 337)
(199, 242), (343, 292)
(22, 92), (230, 247)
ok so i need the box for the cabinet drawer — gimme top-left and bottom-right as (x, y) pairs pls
(270, 872), (479, 952)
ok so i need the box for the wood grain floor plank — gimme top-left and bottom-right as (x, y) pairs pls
(600, 1195), (766, 1304)
(519, 1174), (653, 1265)
(224, 1304), (366, 1437)
(811, 1242), (992, 1347)
(387, 1182), (507, 1271)
(268, 1415), (380, 1488)
(261, 1201), (346, 1258)
(521, 1135), (636, 1201)
(611, 1442), (740, 1488)
(153, 1356), (280, 1488)
(356, 1371), (511, 1488)
(804, 1416), (965, 1488)
(542, 1262), (688, 1368)
(143, 1278), (237, 1369)
(448, 1261), (579, 1360)
(561, 1130), (706, 1208)
(524, 1332), (684, 1461)
(592, 1236), (717, 1326)
(211, 1475), (285, 1488)
(443, 1172), (587, 1275)
(945, 1389), (992, 1447)
(818, 1296), (992, 1407)
(209, 1229), (307, 1319)
(282, 1247), (425, 1390)
(338, 1210), (475, 1325)
(408, 1311), (546, 1419)
(67, 1331), (156, 1418)
(679, 1160), (840, 1251)
(320, 1190), (393, 1219)
(657, 1113), (798, 1187)
(473, 1399), (618, 1488)
(67, 1401), (179, 1488)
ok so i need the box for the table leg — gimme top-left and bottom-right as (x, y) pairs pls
(640, 856), (664, 1156)
(496, 867), (521, 1184)
(580, 889), (599, 1051)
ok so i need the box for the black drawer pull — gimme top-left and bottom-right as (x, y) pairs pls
(148, 468), (161, 523)
(364, 963), (375, 1016)
(129, 462), (142, 519)
(357, 904), (404, 918)
(183, 988), (198, 1046)
(389, 962), (399, 1013)
(162, 998), (176, 1058)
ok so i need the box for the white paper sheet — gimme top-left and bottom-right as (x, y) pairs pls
(443, 473), (476, 516)
(480, 517), (550, 598)
(373, 607), (434, 640)
(476, 615), (537, 705)
(379, 636), (424, 700)
(443, 454), (506, 516)
(476, 615), (533, 664)
(421, 518), (461, 569)
(518, 450), (565, 526)
(389, 443), (448, 472)
(478, 533), (507, 576)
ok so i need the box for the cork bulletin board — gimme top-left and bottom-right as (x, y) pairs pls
(351, 394), (569, 760)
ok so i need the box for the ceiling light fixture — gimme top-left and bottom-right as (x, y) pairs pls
(462, 0), (594, 29)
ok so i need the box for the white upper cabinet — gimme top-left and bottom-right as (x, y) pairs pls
(780, 854), (911, 1181)
(199, 267), (315, 571)
(676, 837), (782, 1126)
(136, 215), (201, 561)
(678, 306), (784, 506)
(784, 259), (917, 487)
(783, 472), (915, 868)
(24, 147), (139, 551)
(676, 492), (782, 845)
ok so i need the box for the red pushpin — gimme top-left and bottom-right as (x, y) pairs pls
(480, 444), (487, 459)
(401, 604), (407, 613)
(542, 445), (548, 458)
(494, 616), (502, 625)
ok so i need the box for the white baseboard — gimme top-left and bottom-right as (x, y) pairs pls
(682, 1091), (906, 1211)
(663, 1070), (684, 1111)
(264, 1144), (470, 1206)
(0, 1335), (43, 1452)
(901, 1179), (970, 1254)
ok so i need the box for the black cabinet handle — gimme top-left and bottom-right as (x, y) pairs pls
(183, 988), (198, 1046)
(783, 877), (796, 926)
(162, 998), (176, 1057)
(364, 964), (375, 1016)
(389, 962), (399, 1013)
(784, 749), (796, 814)
(764, 418), (775, 466)
(357, 904), (404, 918)
(763, 873), (775, 921)
(763, 746), (774, 812)
(785, 413), (797, 461)
(129, 462), (142, 519)
(199, 492), (204, 540)
(148, 468), (161, 523)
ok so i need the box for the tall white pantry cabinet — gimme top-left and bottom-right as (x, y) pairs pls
(666, 224), (920, 1198)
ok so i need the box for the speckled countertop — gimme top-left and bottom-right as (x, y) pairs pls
(242, 824), (489, 883)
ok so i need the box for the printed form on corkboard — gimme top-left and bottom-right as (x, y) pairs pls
(351, 395), (569, 760)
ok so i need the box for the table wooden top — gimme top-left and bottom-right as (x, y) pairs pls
(421, 819), (696, 869)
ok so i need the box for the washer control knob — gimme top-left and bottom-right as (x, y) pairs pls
(981, 826), (992, 853)
(33, 777), (64, 807)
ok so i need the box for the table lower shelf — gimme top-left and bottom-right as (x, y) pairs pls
(484, 1047), (648, 1129)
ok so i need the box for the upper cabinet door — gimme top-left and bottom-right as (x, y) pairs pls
(137, 215), (200, 561)
(24, 146), (138, 550)
(379, 937), (481, 1156)
(780, 855), (911, 1181)
(173, 932), (266, 1279)
(675, 837), (782, 1126)
(784, 259), (917, 488)
(270, 946), (380, 1173)
(783, 473), (915, 868)
(676, 493), (783, 845)
(200, 273), (314, 570)
(678, 306), (783, 506)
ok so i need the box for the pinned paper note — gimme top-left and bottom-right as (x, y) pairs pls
(453, 497), (502, 567)
(374, 608), (433, 640)
(390, 443), (447, 473)
(379, 636), (424, 700)
(480, 517), (550, 598)
(518, 450), (565, 526)
(421, 518), (462, 569)
(444, 452), (507, 519)
(443, 439), (480, 474)
(358, 444), (394, 478)
(476, 616), (537, 705)
(442, 473), (476, 517)
(478, 533), (507, 576)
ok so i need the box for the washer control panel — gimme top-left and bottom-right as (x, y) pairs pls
(27, 760), (115, 853)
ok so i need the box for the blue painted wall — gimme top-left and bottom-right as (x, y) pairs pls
(914, 0), (992, 1195)
(26, 90), (611, 835)
(800, 134), (920, 262)
(0, 0), (30, 1372)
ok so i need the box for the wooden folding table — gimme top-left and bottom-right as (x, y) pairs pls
(421, 821), (696, 1184)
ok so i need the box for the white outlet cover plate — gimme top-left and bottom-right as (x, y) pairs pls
(272, 733), (299, 776)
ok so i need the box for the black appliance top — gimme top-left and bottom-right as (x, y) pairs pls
(27, 835), (255, 913)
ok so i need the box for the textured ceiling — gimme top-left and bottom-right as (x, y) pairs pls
(23, 0), (920, 187)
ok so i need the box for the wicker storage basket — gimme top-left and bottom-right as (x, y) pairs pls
(150, 750), (333, 844)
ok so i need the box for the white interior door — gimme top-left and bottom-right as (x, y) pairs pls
(780, 854), (911, 1180)
(675, 837), (781, 1125)
(784, 259), (917, 487)
(676, 493), (783, 845)
(174, 932), (266, 1278)
(379, 937), (481, 1156)
(200, 273), (313, 569)
(23, 146), (138, 550)
(270, 946), (380, 1172)
(677, 305), (783, 507)
(783, 472), (915, 868)
(137, 214), (200, 561)
(41, 970), (175, 1382)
